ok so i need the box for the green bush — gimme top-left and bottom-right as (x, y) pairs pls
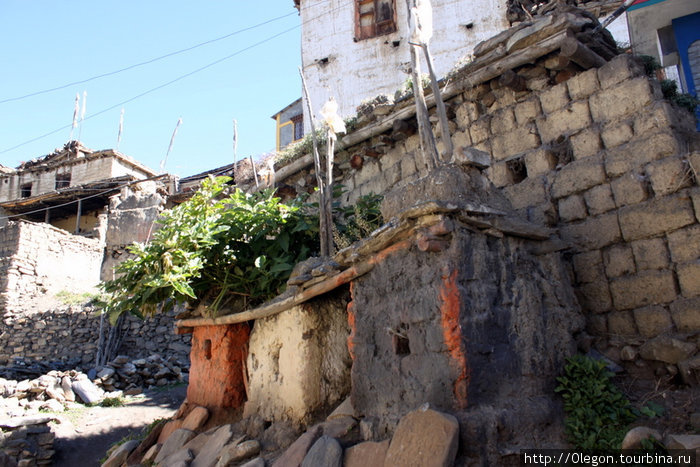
(660, 79), (700, 115)
(555, 355), (637, 450)
(333, 192), (383, 249)
(100, 176), (318, 322)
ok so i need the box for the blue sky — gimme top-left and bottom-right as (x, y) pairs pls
(0, 1), (302, 177)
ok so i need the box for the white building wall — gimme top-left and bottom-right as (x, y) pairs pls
(300, 0), (509, 128)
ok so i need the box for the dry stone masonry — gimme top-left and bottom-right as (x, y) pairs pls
(267, 9), (700, 382)
(0, 303), (190, 368)
(0, 220), (103, 313)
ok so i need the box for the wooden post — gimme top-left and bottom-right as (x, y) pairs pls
(325, 132), (335, 255)
(299, 67), (331, 257)
(44, 207), (50, 224)
(75, 199), (82, 234)
(406, 0), (439, 170)
(249, 155), (259, 188)
(421, 43), (453, 161)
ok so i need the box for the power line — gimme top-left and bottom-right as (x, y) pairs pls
(0, 175), (169, 221)
(0, 11), (298, 105)
(0, 0), (356, 158)
(0, 24), (300, 156)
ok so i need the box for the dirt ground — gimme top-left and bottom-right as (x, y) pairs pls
(50, 384), (187, 467)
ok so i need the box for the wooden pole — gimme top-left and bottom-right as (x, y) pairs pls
(299, 66), (330, 257)
(406, 0), (439, 170)
(421, 43), (453, 161)
(249, 155), (259, 188)
(325, 131), (335, 255)
(74, 199), (82, 234)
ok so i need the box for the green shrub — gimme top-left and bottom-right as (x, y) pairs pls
(100, 396), (125, 407)
(100, 176), (319, 322)
(660, 79), (700, 115)
(555, 355), (637, 450)
(333, 192), (383, 249)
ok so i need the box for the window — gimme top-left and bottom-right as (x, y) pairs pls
(55, 173), (71, 189)
(355, 0), (396, 41)
(20, 183), (32, 198)
(291, 114), (304, 141)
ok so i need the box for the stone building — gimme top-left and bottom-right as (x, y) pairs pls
(174, 8), (699, 462)
(272, 98), (304, 152)
(0, 142), (191, 366)
(0, 141), (157, 235)
(292, 0), (630, 132)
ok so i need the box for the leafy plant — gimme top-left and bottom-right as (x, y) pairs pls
(332, 192), (383, 249)
(637, 54), (661, 78)
(555, 355), (637, 450)
(100, 176), (319, 322)
(660, 79), (700, 115)
(100, 396), (125, 407)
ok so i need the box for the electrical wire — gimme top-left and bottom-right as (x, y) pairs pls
(0, 24), (300, 156)
(0, 0), (357, 158)
(0, 11), (299, 105)
(0, 174), (169, 221)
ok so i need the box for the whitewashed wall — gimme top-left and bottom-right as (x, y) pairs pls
(299, 0), (509, 129)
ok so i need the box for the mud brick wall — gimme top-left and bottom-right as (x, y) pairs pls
(276, 54), (700, 374)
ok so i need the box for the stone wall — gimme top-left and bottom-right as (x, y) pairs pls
(101, 182), (166, 281)
(0, 303), (191, 367)
(275, 53), (700, 375)
(346, 167), (583, 453)
(0, 220), (103, 313)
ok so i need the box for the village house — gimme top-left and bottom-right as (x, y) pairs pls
(271, 98), (304, 152)
(0, 140), (159, 235)
(626, 0), (700, 126)
(291, 0), (631, 129)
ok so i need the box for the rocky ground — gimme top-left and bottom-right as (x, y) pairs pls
(0, 353), (188, 466)
(52, 383), (187, 467)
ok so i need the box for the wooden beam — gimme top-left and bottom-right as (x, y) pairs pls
(560, 36), (607, 69)
(74, 199), (82, 234)
(175, 261), (375, 328)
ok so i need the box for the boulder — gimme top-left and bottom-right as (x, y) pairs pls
(154, 429), (196, 465)
(240, 459), (265, 467)
(665, 434), (700, 452)
(301, 436), (342, 467)
(216, 440), (261, 466)
(344, 440), (390, 467)
(272, 425), (322, 467)
(191, 424), (236, 467)
(384, 408), (459, 467)
(182, 406), (210, 431)
(639, 336), (696, 364)
(621, 426), (662, 450)
(71, 380), (104, 405)
(101, 439), (139, 467)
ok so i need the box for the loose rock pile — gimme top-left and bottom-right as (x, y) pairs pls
(103, 398), (460, 467)
(91, 354), (189, 393)
(0, 416), (55, 467)
(0, 353), (188, 415)
(0, 354), (188, 466)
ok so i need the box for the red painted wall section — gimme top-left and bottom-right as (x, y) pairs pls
(439, 268), (470, 409)
(187, 323), (250, 411)
(347, 281), (357, 361)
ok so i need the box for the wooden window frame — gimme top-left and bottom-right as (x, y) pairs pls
(291, 114), (304, 141)
(20, 182), (32, 198)
(55, 172), (71, 190)
(354, 0), (397, 41)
